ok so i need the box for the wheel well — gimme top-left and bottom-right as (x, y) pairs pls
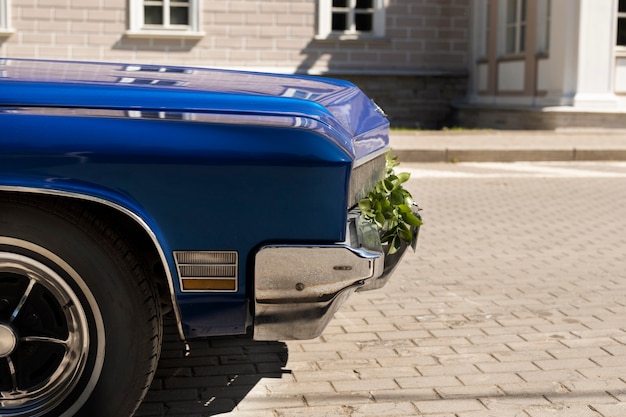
(0, 191), (173, 313)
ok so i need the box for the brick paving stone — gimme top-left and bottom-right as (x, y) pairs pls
(331, 378), (399, 392)
(334, 347), (409, 360)
(292, 368), (359, 382)
(475, 360), (540, 374)
(356, 365), (420, 379)
(371, 387), (439, 402)
(517, 369), (582, 383)
(591, 403), (626, 417)
(303, 392), (374, 407)
(418, 363), (482, 377)
(375, 355), (439, 368)
(265, 381), (334, 395)
(415, 398), (486, 414)
(533, 358), (599, 371)
(396, 375), (462, 389)
(457, 411), (531, 417)
(139, 163), (626, 417)
(435, 384), (504, 399)
(480, 395), (553, 412)
(544, 391), (619, 406)
(498, 381), (570, 397)
(347, 402), (420, 416)
(457, 372), (524, 386)
(235, 396), (308, 413)
(314, 358), (380, 370)
(525, 405), (605, 417)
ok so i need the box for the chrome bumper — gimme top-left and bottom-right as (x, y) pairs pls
(253, 212), (411, 340)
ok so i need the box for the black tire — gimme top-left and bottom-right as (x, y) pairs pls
(0, 197), (162, 417)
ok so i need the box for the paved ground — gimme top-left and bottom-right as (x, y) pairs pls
(137, 161), (626, 417)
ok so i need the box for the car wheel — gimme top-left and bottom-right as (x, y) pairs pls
(0, 197), (162, 416)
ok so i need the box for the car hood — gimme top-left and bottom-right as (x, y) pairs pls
(0, 59), (389, 161)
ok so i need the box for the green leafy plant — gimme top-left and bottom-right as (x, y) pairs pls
(358, 153), (422, 255)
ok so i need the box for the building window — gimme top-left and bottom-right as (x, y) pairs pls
(618, 0), (626, 46)
(127, 0), (204, 38)
(475, 0), (490, 59)
(317, 0), (386, 39)
(0, 0), (13, 35)
(144, 0), (189, 27)
(536, 0), (550, 55)
(505, 0), (526, 54)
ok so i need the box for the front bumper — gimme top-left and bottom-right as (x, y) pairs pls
(253, 211), (415, 340)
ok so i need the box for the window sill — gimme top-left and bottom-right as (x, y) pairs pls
(124, 29), (205, 40)
(314, 34), (389, 43)
(498, 54), (526, 62)
(0, 28), (15, 37)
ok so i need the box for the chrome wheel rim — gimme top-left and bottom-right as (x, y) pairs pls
(0, 252), (90, 416)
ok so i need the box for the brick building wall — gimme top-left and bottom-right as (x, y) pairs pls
(0, 0), (469, 126)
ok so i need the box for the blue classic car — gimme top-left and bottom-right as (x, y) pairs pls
(0, 58), (419, 416)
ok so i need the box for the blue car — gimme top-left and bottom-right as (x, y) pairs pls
(0, 58), (418, 416)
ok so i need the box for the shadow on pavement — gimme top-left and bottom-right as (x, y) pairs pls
(135, 316), (289, 417)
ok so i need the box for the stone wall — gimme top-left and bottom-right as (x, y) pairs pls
(336, 74), (468, 128)
(456, 105), (626, 130)
(0, 0), (469, 74)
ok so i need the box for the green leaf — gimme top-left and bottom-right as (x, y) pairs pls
(397, 204), (412, 214)
(387, 235), (402, 255)
(390, 190), (404, 205)
(357, 151), (422, 253)
(358, 199), (372, 212)
(396, 172), (410, 183)
(398, 223), (413, 242)
(402, 211), (423, 227)
(383, 179), (394, 193)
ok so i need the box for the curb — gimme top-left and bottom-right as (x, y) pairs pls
(394, 148), (626, 163)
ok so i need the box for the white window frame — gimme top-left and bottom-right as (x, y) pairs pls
(126, 0), (204, 39)
(502, 0), (526, 55)
(317, 0), (386, 40)
(0, 0), (14, 36)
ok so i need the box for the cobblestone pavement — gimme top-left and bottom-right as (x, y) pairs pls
(138, 162), (626, 417)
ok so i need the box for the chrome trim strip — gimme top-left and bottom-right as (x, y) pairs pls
(352, 145), (389, 168)
(0, 185), (185, 340)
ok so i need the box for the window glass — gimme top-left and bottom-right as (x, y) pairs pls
(332, 12), (348, 31)
(355, 13), (373, 31)
(507, 0), (517, 24)
(170, 7), (188, 25)
(619, 0), (626, 46)
(505, 0), (526, 54)
(618, 19), (626, 46)
(506, 26), (516, 54)
(144, 5), (163, 25)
